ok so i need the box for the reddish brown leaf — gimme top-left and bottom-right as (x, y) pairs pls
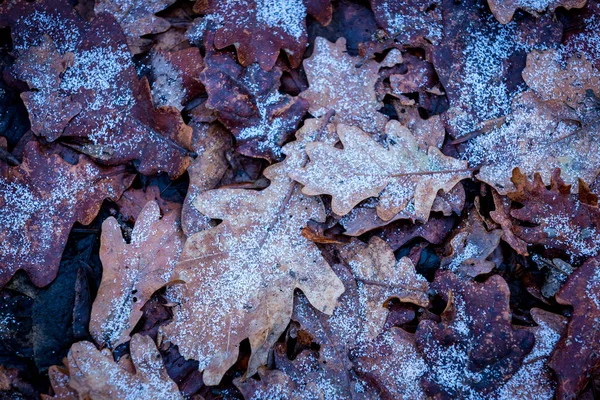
(488, 0), (586, 24)
(370, 0), (442, 45)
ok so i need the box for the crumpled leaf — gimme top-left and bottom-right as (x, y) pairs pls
(195, 0), (332, 70)
(66, 334), (183, 399)
(370, 0), (442, 45)
(290, 120), (471, 222)
(90, 201), (184, 349)
(0, 141), (134, 288)
(95, 0), (177, 54)
(201, 51), (308, 161)
(160, 119), (345, 385)
(440, 209), (503, 278)
(463, 91), (600, 194)
(549, 256), (600, 399)
(432, 0), (561, 138)
(490, 190), (529, 256)
(7, 0), (193, 177)
(488, 0), (586, 24)
(507, 168), (600, 260)
(415, 271), (535, 397)
(300, 37), (402, 134)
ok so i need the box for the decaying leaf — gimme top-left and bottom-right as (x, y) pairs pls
(90, 201), (184, 349)
(370, 0), (442, 45)
(300, 37), (402, 134)
(440, 209), (503, 278)
(116, 185), (181, 223)
(490, 189), (529, 256)
(160, 119), (345, 385)
(194, 0), (332, 70)
(507, 168), (600, 260)
(95, 0), (177, 54)
(415, 271), (535, 397)
(290, 120), (471, 222)
(201, 51), (308, 161)
(67, 334), (182, 399)
(0, 141), (134, 288)
(43, 366), (77, 400)
(550, 256), (600, 399)
(488, 0), (586, 24)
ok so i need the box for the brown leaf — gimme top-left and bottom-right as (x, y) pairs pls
(376, 215), (455, 251)
(90, 201), (184, 348)
(488, 0), (586, 24)
(160, 119), (344, 385)
(0, 141), (134, 287)
(415, 271), (535, 397)
(116, 185), (181, 223)
(201, 51), (309, 161)
(66, 334), (182, 399)
(300, 37), (401, 134)
(490, 190), (529, 256)
(370, 0), (443, 45)
(42, 366), (77, 400)
(95, 0), (177, 54)
(194, 0), (332, 70)
(549, 256), (600, 399)
(290, 121), (471, 222)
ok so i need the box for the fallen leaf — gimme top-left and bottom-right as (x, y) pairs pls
(0, 141), (134, 287)
(90, 201), (184, 348)
(290, 120), (471, 222)
(116, 185), (181, 223)
(490, 190), (529, 256)
(66, 334), (183, 399)
(160, 119), (344, 385)
(201, 51), (308, 161)
(370, 0), (443, 45)
(487, 0), (586, 24)
(43, 366), (77, 400)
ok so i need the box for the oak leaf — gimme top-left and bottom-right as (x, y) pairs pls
(290, 120), (471, 222)
(488, 0), (586, 24)
(0, 141), (134, 287)
(90, 201), (184, 349)
(66, 334), (182, 399)
(370, 0), (442, 45)
(194, 0), (332, 70)
(43, 366), (77, 400)
(160, 119), (345, 385)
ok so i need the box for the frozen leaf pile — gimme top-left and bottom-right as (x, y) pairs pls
(2, 0), (600, 399)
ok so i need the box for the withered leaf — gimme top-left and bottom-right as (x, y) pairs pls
(160, 119), (344, 386)
(0, 141), (134, 288)
(290, 121), (471, 222)
(67, 334), (182, 399)
(490, 190), (529, 256)
(201, 51), (308, 161)
(549, 256), (600, 399)
(195, 0), (332, 70)
(43, 366), (77, 400)
(300, 37), (402, 134)
(116, 185), (180, 223)
(90, 201), (184, 349)
(369, 0), (442, 45)
(487, 0), (586, 24)
(415, 271), (535, 397)
(95, 0), (177, 54)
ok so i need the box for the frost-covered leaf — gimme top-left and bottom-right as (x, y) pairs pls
(42, 366), (77, 400)
(66, 334), (183, 400)
(160, 119), (345, 385)
(290, 120), (471, 222)
(300, 37), (402, 134)
(487, 0), (586, 24)
(194, 0), (332, 70)
(370, 0), (442, 45)
(0, 141), (134, 288)
(490, 190), (529, 255)
(201, 51), (308, 161)
(95, 0), (177, 54)
(116, 185), (180, 223)
(90, 201), (184, 349)
(549, 256), (600, 399)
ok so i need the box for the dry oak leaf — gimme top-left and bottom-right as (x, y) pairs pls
(549, 256), (600, 399)
(507, 168), (600, 261)
(415, 271), (535, 398)
(488, 0), (586, 24)
(300, 37), (402, 134)
(43, 366), (77, 400)
(463, 91), (600, 194)
(440, 209), (503, 278)
(66, 334), (182, 400)
(8, 2), (192, 178)
(95, 0), (177, 54)
(194, 0), (332, 70)
(201, 51), (309, 161)
(0, 141), (134, 288)
(116, 185), (181, 223)
(90, 201), (184, 349)
(290, 120), (471, 222)
(160, 119), (345, 386)
(490, 189), (529, 256)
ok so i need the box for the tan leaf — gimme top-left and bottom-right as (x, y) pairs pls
(67, 334), (182, 400)
(300, 37), (401, 133)
(290, 120), (471, 222)
(42, 366), (77, 400)
(488, 0), (586, 24)
(160, 119), (345, 385)
(90, 201), (184, 348)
